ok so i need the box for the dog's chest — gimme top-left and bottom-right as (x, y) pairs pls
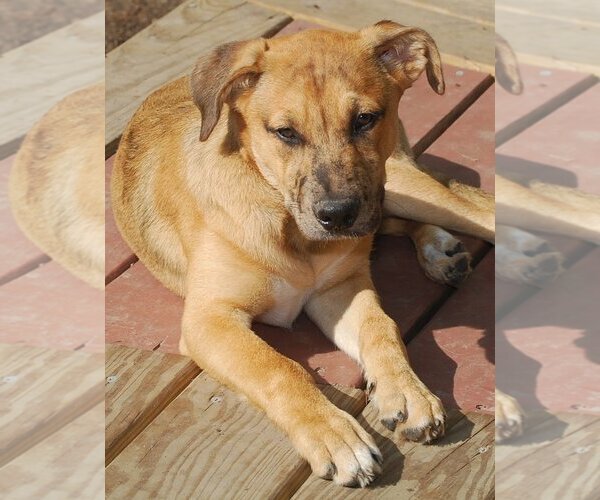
(257, 278), (309, 328)
(256, 246), (356, 328)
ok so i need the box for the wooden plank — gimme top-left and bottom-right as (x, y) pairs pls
(497, 0), (600, 27)
(105, 345), (201, 465)
(105, 0), (292, 150)
(495, 65), (597, 147)
(292, 409), (493, 498)
(497, 249), (600, 413)
(0, 155), (48, 284)
(106, 374), (365, 498)
(0, 403), (104, 499)
(496, 414), (600, 498)
(396, 0), (494, 24)
(0, 261), (104, 353)
(249, 0), (494, 72)
(407, 252), (495, 414)
(0, 11), (104, 155)
(495, 411), (596, 472)
(497, 84), (600, 195)
(496, 8), (600, 71)
(0, 1), (103, 54)
(421, 85), (495, 192)
(0, 344), (103, 466)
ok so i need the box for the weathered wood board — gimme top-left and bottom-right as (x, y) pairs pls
(106, 373), (365, 499)
(105, 345), (201, 464)
(0, 11), (104, 156)
(0, 344), (103, 466)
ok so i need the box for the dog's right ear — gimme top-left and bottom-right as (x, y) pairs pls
(191, 38), (268, 141)
(362, 20), (445, 95)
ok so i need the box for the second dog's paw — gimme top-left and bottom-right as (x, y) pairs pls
(291, 407), (382, 487)
(417, 233), (472, 287)
(367, 371), (446, 444)
(495, 389), (524, 443)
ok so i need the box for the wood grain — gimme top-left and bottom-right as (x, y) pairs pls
(0, 344), (103, 466)
(497, 413), (600, 498)
(105, 344), (201, 464)
(0, 403), (104, 499)
(0, 11), (104, 155)
(249, 0), (494, 72)
(105, 0), (292, 150)
(395, 0), (494, 25)
(106, 373), (365, 499)
(292, 407), (493, 498)
(496, 7), (600, 71)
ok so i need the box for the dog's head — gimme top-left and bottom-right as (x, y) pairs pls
(191, 21), (444, 240)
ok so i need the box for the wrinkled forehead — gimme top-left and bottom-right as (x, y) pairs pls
(254, 30), (390, 124)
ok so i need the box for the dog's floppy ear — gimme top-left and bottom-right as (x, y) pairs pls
(495, 33), (523, 95)
(362, 20), (445, 95)
(191, 38), (267, 141)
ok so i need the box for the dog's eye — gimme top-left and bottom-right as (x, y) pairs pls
(353, 113), (379, 135)
(275, 127), (301, 145)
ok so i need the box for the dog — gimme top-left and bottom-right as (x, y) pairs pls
(112, 21), (495, 487)
(9, 83), (105, 289)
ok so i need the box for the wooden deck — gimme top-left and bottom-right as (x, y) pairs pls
(105, 3), (496, 497)
(0, 0), (598, 498)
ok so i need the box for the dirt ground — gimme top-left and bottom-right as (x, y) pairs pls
(106, 0), (186, 52)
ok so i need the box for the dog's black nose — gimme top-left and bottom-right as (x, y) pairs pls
(313, 198), (360, 231)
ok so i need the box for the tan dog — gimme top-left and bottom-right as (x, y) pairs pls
(112, 22), (494, 487)
(9, 83), (105, 289)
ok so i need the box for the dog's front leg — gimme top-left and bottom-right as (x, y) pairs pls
(180, 253), (383, 487)
(306, 270), (446, 442)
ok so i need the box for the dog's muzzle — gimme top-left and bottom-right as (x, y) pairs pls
(312, 198), (360, 232)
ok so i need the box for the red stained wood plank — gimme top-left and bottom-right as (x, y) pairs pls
(497, 84), (600, 195)
(497, 249), (600, 413)
(496, 64), (596, 140)
(106, 262), (183, 353)
(276, 20), (492, 152)
(407, 252), (495, 413)
(420, 85), (495, 193)
(0, 261), (104, 352)
(0, 155), (48, 284)
(105, 155), (136, 283)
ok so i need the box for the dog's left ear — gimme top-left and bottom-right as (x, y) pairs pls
(362, 20), (445, 95)
(191, 38), (268, 141)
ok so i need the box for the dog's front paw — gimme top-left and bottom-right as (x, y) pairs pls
(417, 231), (472, 287)
(367, 371), (446, 443)
(495, 389), (524, 442)
(290, 406), (382, 487)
